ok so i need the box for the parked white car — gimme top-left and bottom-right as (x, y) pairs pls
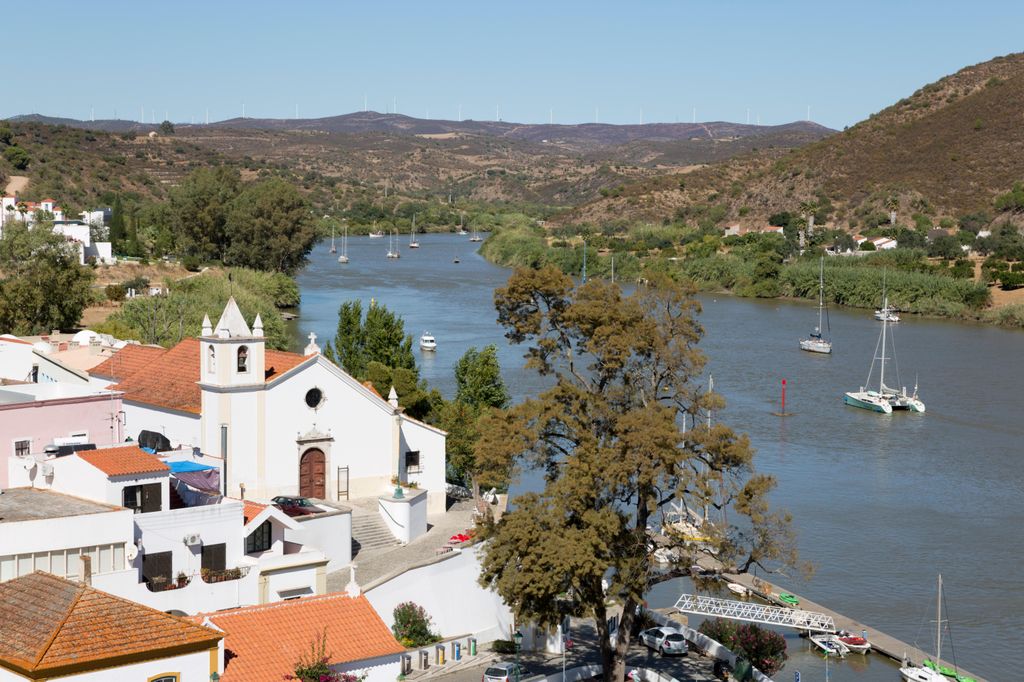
(639, 627), (689, 656)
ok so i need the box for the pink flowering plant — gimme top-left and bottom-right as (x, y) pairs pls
(698, 618), (787, 676)
(392, 602), (441, 648)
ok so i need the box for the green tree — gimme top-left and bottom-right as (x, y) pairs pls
(454, 345), (509, 410)
(476, 267), (801, 682)
(158, 120), (175, 135)
(0, 222), (94, 334)
(324, 301), (367, 376)
(439, 345), (510, 485)
(223, 178), (317, 274)
(362, 302), (416, 372)
(3, 145), (30, 170)
(170, 166), (241, 263)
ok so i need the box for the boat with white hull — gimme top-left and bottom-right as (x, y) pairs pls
(419, 332), (436, 351)
(845, 295), (924, 413)
(809, 633), (849, 658)
(800, 257), (832, 354)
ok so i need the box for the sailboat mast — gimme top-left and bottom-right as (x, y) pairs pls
(936, 574), (943, 662)
(817, 257), (825, 332)
(879, 297), (888, 390)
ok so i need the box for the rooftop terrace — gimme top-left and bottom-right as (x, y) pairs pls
(0, 488), (120, 523)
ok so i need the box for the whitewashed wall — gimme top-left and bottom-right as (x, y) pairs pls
(286, 509), (352, 570)
(336, 653), (402, 682)
(366, 545), (512, 643)
(400, 417), (447, 514)
(125, 401), (201, 449)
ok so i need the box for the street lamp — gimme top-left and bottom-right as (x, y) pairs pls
(513, 630), (524, 682)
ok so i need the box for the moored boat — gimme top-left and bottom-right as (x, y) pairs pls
(419, 332), (437, 351)
(726, 582), (750, 598)
(836, 631), (871, 654)
(845, 293), (924, 413)
(800, 257), (832, 354)
(809, 633), (849, 658)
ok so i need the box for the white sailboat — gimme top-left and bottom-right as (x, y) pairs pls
(386, 230), (400, 259)
(800, 257), (832, 354)
(409, 215), (420, 249)
(844, 293), (924, 414)
(329, 224), (337, 254)
(457, 214), (468, 236)
(469, 225), (482, 242)
(337, 225), (349, 264)
(900, 575), (961, 682)
(369, 221), (384, 239)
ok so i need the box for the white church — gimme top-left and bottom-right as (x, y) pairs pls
(89, 299), (448, 514)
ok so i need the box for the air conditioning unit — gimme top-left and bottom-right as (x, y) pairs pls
(183, 533), (202, 547)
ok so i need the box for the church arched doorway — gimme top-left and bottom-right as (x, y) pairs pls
(299, 448), (326, 499)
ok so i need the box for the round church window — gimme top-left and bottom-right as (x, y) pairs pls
(305, 387), (324, 409)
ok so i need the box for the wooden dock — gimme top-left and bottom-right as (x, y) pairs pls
(722, 571), (987, 682)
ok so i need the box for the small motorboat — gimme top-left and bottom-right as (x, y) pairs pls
(726, 582), (750, 598)
(778, 592), (800, 606)
(419, 333), (437, 351)
(836, 631), (871, 654)
(653, 547), (679, 564)
(810, 633), (849, 658)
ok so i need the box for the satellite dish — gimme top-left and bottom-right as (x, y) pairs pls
(125, 544), (139, 562)
(22, 459), (37, 472)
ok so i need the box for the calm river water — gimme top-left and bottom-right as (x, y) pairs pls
(294, 234), (1020, 681)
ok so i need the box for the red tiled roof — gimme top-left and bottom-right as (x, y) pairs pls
(362, 380), (382, 398)
(0, 572), (221, 678)
(193, 593), (404, 682)
(103, 338), (312, 414)
(89, 343), (168, 380)
(242, 500), (268, 524)
(78, 445), (169, 477)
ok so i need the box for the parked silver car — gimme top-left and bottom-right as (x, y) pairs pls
(639, 627), (689, 656)
(483, 662), (529, 682)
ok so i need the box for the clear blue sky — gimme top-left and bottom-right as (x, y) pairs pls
(9, 1), (1024, 130)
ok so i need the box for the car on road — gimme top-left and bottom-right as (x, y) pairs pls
(271, 496), (320, 517)
(639, 627), (689, 656)
(482, 662), (529, 682)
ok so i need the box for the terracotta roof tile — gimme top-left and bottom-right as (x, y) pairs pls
(362, 380), (382, 398)
(194, 593), (404, 682)
(78, 445), (169, 477)
(0, 572), (221, 678)
(242, 500), (268, 524)
(89, 343), (168, 380)
(102, 338), (312, 414)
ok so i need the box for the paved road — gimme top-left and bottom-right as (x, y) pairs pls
(420, 621), (716, 682)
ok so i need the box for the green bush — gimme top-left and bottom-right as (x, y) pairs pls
(392, 602), (440, 648)
(492, 639), (518, 655)
(105, 284), (126, 302)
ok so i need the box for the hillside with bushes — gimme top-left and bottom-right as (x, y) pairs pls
(564, 52), (1024, 230)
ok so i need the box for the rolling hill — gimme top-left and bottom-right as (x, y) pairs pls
(563, 52), (1024, 228)
(0, 112), (833, 210)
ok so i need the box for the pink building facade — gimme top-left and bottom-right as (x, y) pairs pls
(0, 384), (124, 489)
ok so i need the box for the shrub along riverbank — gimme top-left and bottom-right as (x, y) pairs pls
(479, 227), (1020, 327)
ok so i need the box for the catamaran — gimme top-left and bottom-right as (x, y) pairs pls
(409, 215), (420, 248)
(337, 225), (349, 264)
(800, 257), (832, 354)
(844, 294), (924, 413)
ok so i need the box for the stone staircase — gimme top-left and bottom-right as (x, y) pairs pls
(351, 511), (400, 557)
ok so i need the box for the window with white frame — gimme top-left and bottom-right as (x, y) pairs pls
(13, 439), (30, 457)
(0, 543), (126, 582)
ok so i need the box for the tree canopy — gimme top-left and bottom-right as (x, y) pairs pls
(475, 266), (802, 682)
(0, 221), (94, 334)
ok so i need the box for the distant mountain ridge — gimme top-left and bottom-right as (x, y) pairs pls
(6, 111), (833, 152)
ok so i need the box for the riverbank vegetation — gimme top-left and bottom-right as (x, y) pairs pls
(478, 222), (1024, 326)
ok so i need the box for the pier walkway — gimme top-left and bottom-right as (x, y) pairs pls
(716, 571), (988, 682)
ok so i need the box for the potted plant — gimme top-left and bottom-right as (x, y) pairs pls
(176, 571), (188, 588)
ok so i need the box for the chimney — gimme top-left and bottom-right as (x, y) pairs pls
(345, 564), (361, 597)
(80, 554), (92, 585)
(388, 386), (399, 409)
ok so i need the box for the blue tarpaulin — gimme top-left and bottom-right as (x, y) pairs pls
(167, 460), (216, 473)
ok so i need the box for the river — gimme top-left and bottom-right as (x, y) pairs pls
(294, 234), (1020, 681)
